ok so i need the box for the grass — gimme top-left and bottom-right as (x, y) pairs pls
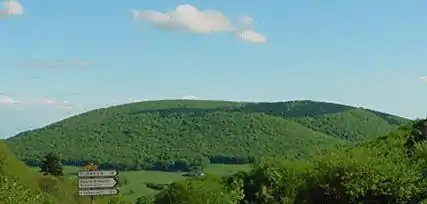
(0, 141), (92, 204)
(29, 164), (251, 202)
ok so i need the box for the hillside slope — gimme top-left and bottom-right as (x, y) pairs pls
(150, 119), (427, 204)
(0, 141), (92, 204)
(6, 100), (409, 172)
(293, 108), (403, 141)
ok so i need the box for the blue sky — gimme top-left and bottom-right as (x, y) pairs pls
(0, 0), (426, 138)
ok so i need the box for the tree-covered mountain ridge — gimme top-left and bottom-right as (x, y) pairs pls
(6, 100), (410, 171)
(147, 119), (427, 204)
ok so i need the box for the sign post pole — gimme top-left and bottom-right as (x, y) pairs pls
(77, 163), (119, 203)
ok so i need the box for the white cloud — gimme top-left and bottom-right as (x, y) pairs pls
(240, 15), (253, 27)
(421, 76), (427, 82)
(39, 99), (71, 108)
(132, 4), (266, 43)
(40, 99), (56, 105)
(0, 95), (16, 104)
(126, 98), (147, 103)
(236, 30), (267, 44)
(132, 4), (234, 33)
(0, 1), (24, 17)
(181, 95), (198, 100)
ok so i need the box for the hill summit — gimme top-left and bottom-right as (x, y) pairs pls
(6, 100), (409, 172)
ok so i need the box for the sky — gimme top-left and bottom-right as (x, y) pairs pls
(0, 0), (426, 138)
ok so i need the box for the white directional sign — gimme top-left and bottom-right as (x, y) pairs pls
(79, 178), (118, 189)
(78, 189), (119, 196)
(78, 168), (119, 198)
(78, 170), (118, 178)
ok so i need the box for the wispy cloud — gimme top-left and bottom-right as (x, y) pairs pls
(0, 0), (23, 18)
(40, 99), (59, 105)
(20, 59), (94, 69)
(181, 95), (198, 100)
(421, 76), (427, 82)
(126, 98), (147, 103)
(0, 94), (17, 104)
(236, 30), (266, 44)
(132, 4), (267, 44)
(39, 98), (72, 108)
(0, 94), (72, 109)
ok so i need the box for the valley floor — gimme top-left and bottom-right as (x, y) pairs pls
(30, 164), (251, 202)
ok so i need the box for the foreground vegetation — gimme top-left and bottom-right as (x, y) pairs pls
(140, 118), (427, 203)
(28, 164), (251, 202)
(6, 100), (408, 172)
(0, 141), (93, 203)
(3, 118), (426, 203)
(1, 99), (425, 203)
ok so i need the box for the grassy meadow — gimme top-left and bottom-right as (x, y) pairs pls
(30, 164), (251, 201)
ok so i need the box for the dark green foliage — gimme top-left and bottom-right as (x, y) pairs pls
(183, 170), (205, 178)
(292, 109), (404, 141)
(6, 100), (408, 172)
(154, 175), (236, 204)
(0, 99), (421, 203)
(145, 182), (168, 190)
(150, 119), (427, 204)
(40, 152), (64, 176)
(405, 118), (427, 155)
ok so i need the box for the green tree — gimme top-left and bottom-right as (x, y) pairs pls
(154, 176), (235, 204)
(39, 152), (64, 176)
(6, 100), (408, 172)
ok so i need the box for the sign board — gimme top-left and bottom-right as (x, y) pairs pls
(78, 167), (119, 200)
(78, 189), (119, 196)
(78, 170), (118, 178)
(79, 178), (118, 189)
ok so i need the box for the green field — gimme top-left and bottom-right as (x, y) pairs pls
(30, 164), (251, 201)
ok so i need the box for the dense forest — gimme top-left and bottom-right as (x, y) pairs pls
(6, 100), (408, 172)
(2, 118), (425, 203)
(137, 118), (427, 204)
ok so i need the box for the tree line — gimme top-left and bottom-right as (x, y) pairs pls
(133, 118), (427, 204)
(35, 119), (427, 203)
(7, 100), (407, 175)
(25, 154), (257, 172)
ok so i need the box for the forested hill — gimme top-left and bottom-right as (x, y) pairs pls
(6, 100), (409, 171)
(147, 119), (427, 203)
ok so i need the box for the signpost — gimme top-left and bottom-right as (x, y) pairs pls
(77, 163), (119, 204)
(78, 178), (118, 189)
(78, 170), (118, 178)
(78, 188), (119, 196)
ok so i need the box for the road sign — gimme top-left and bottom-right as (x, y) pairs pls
(78, 167), (119, 202)
(78, 170), (118, 178)
(79, 178), (118, 189)
(78, 189), (119, 196)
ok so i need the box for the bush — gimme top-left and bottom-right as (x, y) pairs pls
(145, 182), (168, 190)
(39, 152), (64, 177)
